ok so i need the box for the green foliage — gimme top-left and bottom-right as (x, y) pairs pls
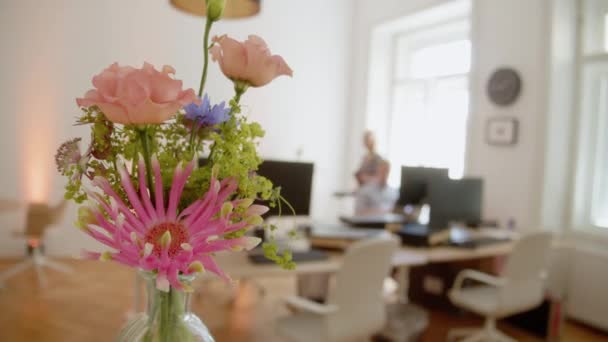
(58, 92), (293, 268)
(63, 175), (87, 203)
(177, 95), (280, 210)
(223, 228), (247, 240)
(261, 223), (296, 270)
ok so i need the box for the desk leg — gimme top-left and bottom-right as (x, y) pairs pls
(397, 265), (410, 304)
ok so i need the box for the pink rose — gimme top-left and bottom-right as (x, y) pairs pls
(76, 62), (198, 124)
(210, 35), (293, 87)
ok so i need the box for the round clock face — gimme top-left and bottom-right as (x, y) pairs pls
(487, 68), (521, 106)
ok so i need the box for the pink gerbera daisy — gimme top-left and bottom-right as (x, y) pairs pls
(80, 157), (265, 291)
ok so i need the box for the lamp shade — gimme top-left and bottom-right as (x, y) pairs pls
(170, 0), (261, 18)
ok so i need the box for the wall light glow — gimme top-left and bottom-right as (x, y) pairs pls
(18, 62), (57, 204)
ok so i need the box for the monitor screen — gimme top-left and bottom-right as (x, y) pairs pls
(256, 160), (314, 217)
(427, 177), (483, 229)
(397, 167), (449, 206)
(199, 158), (314, 217)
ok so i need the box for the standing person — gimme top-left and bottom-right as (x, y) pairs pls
(354, 131), (397, 215)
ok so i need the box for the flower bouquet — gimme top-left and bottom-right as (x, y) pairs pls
(55, 1), (294, 341)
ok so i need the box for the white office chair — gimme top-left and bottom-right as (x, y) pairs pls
(276, 237), (399, 342)
(447, 232), (553, 342)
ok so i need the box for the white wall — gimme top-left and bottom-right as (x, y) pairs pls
(466, 0), (550, 231)
(0, 0), (352, 256)
(349, 0), (551, 231)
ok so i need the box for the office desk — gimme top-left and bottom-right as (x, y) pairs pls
(215, 248), (428, 279)
(215, 252), (341, 278)
(211, 240), (514, 308)
(215, 240), (512, 279)
(401, 241), (514, 263)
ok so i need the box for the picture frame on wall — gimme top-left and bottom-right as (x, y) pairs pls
(486, 117), (519, 146)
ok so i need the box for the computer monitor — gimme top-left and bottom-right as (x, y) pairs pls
(397, 167), (449, 206)
(199, 158), (314, 217)
(254, 160), (314, 217)
(427, 177), (483, 229)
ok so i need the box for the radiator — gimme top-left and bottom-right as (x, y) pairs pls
(565, 244), (608, 331)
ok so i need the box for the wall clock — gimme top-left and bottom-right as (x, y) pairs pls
(487, 68), (522, 106)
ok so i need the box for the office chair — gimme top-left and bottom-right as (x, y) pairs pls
(447, 232), (553, 342)
(276, 237), (399, 342)
(0, 201), (72, 288)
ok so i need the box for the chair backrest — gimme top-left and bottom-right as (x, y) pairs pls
(49, 200), (68, 225)
(24, 200), (67, 238)
(499, 232), (553, 310)
(325, 237), (399, 341)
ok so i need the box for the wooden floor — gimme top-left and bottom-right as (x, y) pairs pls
(0, 259), (606, 342)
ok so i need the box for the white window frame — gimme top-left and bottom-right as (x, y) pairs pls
(385, 19), (471, 183)
(572, 0), (608, 233)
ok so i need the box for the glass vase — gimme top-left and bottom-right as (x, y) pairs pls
(117, 271), (214, 342)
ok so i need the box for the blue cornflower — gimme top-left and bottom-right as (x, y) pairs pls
(183, 94), (230, 128)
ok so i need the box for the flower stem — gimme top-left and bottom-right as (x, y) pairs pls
(208, 85), (247, 162)
(143, 289), (161, 342)
(170, 289), (190, 341)
(189, 126), (197, 154)
(137, 127), (155, 203)
(234, 91), (242, 105)
(159, 290), (170, 342)
(232, 81), (249, 107)
(198, 19), (214, 97)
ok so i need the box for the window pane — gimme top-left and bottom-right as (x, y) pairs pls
(591, 78), (608, 227)
(387, 77), (468, 185)
(427, 77), (469, 178)
(387, 82), (427, 186)
(410, 40), (471, 78)
(394, 35), (412, 81)
(605, 13), (608, 52)
(583, 0), (608, 55)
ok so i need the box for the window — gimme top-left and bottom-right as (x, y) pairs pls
(387, 21), (471, 184)
(582, 0), (608, 55)
(574, 0), (608, 229)
(604, 13), (608, 51)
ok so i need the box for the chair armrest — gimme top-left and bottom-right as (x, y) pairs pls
(452, 269), (505, 292)
(284, 296), (338, 315)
